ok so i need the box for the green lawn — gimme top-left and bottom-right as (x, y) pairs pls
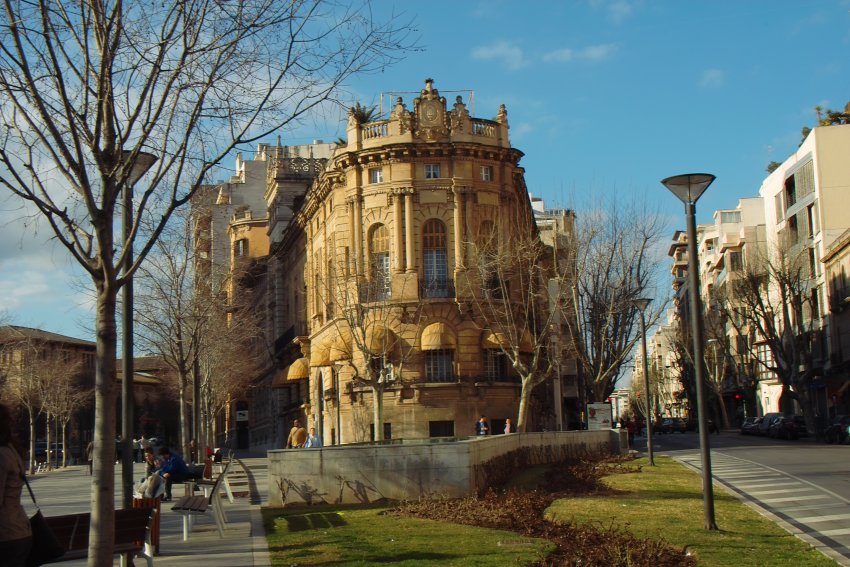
(545, 456), (836, 566)
(262, 505), (555, 566)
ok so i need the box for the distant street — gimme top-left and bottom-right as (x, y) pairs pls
(645, 430), (850, 566)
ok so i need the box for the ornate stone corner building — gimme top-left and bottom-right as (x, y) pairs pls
(271, 79), (544, 443)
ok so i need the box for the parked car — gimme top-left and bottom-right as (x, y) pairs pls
(740, 416), (762, 435)
(824, 415), (850, 444)
(757, 412), (781, 436)
(657, 417), (687, 434)
(792, 415), (810, 437)
(768, 416), (799, 440)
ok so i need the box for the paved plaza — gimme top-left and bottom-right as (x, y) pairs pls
(22, 457), (270, 566)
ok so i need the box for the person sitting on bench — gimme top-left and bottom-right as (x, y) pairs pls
(155, 447), (191, 502)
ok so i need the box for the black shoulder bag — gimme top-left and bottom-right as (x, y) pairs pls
(20, 473), (65, 567)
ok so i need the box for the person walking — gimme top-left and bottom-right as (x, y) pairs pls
(475, 416), (490, 436)
(504, 418), (514, 434)
(0, 403), (32, 567)
(305, 428), (322, 448)
(286, 419), (308, 448)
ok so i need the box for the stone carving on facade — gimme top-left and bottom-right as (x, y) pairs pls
(496, 103), (508, 125)
(413, 78), (449, 141)
(450, 95), (470, 134)
(391, 97), (413, 135)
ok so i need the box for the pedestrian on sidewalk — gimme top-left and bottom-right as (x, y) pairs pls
(305, 428), (322, 448)
(286, 420), (307, 448)
(0, 403), (32, 567)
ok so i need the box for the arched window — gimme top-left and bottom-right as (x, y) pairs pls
(369, 224), (390, 300)
(422, 219), (449, 298)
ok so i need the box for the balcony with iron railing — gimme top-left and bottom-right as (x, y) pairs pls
(419, 277), (455, 299)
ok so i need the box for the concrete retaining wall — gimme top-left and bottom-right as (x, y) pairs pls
(268, 429), (627, 507)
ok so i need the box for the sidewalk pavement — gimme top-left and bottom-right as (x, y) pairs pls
(22, 456), (270, 566)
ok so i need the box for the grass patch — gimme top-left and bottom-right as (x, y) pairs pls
(545, 455), (836, 566)
(262, 504), (554, 566)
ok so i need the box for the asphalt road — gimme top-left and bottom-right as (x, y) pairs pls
(644, 429), (850, 566)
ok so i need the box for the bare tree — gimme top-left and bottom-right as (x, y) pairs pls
(462, 214), (563, 433)
(39, 356), (89, 468)
(567, 198), (668, 404)
(0, 2), (414, 561)
(317, 256), (423, 442)
(135, 209), (265, 457)
(725, 237), (820, 430)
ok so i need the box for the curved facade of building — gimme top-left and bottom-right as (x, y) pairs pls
(269, 79), (546, 443)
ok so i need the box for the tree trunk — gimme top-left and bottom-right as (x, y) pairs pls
(178, 371), (190, 460)
(61, 421), (68, 468)
(88, 283), (118, 567)
(28, 408), (36, 474)
(372, 384), (384, 441)
(45, 411), (52, 471)
(516, 377), (532, 432)
(717, 393), (731, 429)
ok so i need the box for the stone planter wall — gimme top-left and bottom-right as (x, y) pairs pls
(268, 429), (627, 507)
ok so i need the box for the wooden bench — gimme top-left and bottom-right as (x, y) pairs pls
(171, 465), (229, 541)
(43, 507), (156, 567)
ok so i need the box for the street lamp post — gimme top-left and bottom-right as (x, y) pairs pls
(121, 150), (157, 509)
(632, 298), (654, 466)
(662, 172), (718, 530)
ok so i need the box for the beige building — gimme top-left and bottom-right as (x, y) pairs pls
(266, 79), (563, 444)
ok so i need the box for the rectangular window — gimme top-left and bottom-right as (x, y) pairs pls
(425, 350), (454, 382)
(424, 164), (441, 179)
(370, 423), (392, 441)
(234, 239), (248, 257)
(807, 204), (817, 237)
(784, 175), (797, 208)
(480, 165), (493, 181)
(484, 350), (507, 381)
(728, 251), (743, 272)
(369, 168), (383, 183)
(720, 211), (741, 224)
(429, 420), (455, 437)
(370, 356), (394, 382)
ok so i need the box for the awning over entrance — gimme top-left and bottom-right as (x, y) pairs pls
(274, 356), (311, 387)
(481, 329), (534, 353)
(287, 357), (310, 380)
(328, 331), (352, 363)
(364, 323), (397, 355)
(421, 322), (456, 350)
(309, 341), (331, 367)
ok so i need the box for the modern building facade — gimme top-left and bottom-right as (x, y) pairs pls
(661, 122), (850, 427)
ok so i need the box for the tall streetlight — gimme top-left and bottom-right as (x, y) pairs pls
(662, 172), (718, 530)
(121, 150), (157, 509)
(632, 298), (655, 466)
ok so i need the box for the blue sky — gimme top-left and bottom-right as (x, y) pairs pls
(2, 0), (849, 340)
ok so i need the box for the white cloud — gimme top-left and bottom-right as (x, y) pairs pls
(588, 0), (640, 24)
(699, 68), (725, 88)
(471, 41), (528, 71)
(543, 44), (618, 63)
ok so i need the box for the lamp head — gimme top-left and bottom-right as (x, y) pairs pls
(632, 297), (652, 313)
(661, 173), (715, 205)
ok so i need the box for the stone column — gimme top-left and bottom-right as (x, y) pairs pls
(393, 192), (404, 273)
(453, 188), (464, 269)
(405, 192), (415, 272)
(351, 196), (363, 276)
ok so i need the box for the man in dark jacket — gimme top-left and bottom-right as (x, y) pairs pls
(156, 447), (190, 501)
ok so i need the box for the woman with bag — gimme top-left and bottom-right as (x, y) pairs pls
(0, 403), (31, 566)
